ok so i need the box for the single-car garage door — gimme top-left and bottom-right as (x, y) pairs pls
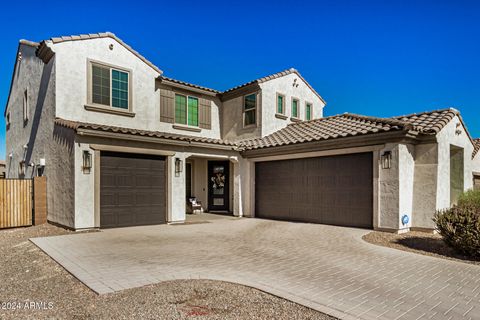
(255, 152), (373, 228)
(100, 151), (166, 228)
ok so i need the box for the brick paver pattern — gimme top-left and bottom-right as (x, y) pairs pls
(31, 216), (480, 320)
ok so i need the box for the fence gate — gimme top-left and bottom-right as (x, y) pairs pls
(0, 179), (33, 228)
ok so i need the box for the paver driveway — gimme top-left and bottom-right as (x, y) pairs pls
(32, 215), (480, 320)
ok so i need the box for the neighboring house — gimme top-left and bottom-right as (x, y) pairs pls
(473, 139), (480, 190)
(4, 32), (478, 232)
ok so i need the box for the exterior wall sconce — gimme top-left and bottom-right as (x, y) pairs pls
(175, 158), (183, 177)
(82, 150), (92, 174)
(381, 151), (392, 169)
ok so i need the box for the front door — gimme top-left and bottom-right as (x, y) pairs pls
(208, 161), (229, 211)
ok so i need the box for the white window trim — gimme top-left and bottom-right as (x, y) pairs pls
(243, 92), (257, 128)
(174, 93), (199, 127)
(86, 59), (134, 115)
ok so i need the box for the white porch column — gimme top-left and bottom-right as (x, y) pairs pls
(231, 157), (242, 217)
(168, 154), (186, 223)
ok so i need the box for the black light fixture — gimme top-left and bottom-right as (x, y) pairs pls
(381, 151), (392, 169)
(175, 158), (183, 177)
(82, 150), (92, 174)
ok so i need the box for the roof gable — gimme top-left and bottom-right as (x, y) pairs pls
(45, 32), (162, 74)
(221, 68), (326, 104)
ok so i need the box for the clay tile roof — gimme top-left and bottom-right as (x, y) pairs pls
(240, 113), (412, 150)
(222, 68), (326, 104)
(47, 32), (162, 74)
(239, 109), (470, 151)
(54, 118), (237, 148)
(55, 108), (475, 153)
(160, 76), (220, 93)
(392, 108), (459, 134)
(474, 139), (480, 158)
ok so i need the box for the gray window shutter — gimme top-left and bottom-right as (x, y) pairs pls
(160, 88), (175, 123)
(199, 98), (211, 129)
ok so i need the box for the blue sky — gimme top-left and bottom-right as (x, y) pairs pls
(1, 0), (479, 159)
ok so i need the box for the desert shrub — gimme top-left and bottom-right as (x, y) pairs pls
(434, 195), (480, 257)
(458, 189), (480, 209)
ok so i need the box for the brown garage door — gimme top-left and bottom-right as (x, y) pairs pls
(474, 175), (480, 190)
(100, 152), (166, 228)
(255, 152), (373, 228)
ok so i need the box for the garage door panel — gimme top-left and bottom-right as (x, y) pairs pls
(255, 152), (373, 229)
(100, 152), (166, 228)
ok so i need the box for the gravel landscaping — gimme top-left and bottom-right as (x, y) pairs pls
(363, 230), (480, 265)
(0, 224), (333, 320)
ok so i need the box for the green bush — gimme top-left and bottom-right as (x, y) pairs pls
(458, 189), (480, 208)
(433, 190), (480, 257)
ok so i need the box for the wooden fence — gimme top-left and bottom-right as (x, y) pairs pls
(0, 179), (35, 229)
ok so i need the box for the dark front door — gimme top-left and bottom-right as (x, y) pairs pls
(208, 161), (229, 211)
(255, 152), (373, 229)
(100, 151), (166, 228)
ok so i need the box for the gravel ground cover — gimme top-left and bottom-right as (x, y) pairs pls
(363, 230), (480, 265)
(0, 224), (334, 320)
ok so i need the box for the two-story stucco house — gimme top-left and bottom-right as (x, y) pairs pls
(5, 32), (480, 232)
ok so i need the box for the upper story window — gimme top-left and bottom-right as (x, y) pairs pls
(89, 61), (131, 110)
(175, 94), (198, 126)
(291, 98), (299, 118)
(23, 89), (29, 123)
(244, 93), (257, 126)
(305, 102), (312, 120)
(277, 93), (285, 114)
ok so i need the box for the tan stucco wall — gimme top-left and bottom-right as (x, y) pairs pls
(222, 92), (262, 141)
(259, 73), (325, 137)
(411, 116), (475, 230)
(5, 44), (76, 228)
(378, 144), (401, 230)
(436, 116), (474, 211)
(222, 73), (325, 141)
(51, 38), (222, 140)
(412, 143), (438, 229)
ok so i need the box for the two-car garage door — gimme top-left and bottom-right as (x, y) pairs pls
(100, 152), (166, 228)
(255, 152), (373, 229)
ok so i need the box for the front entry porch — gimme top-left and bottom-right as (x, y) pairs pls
(161, 148), (253, 224)
(185, 156), (234, 216)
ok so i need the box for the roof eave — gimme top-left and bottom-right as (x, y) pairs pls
(75, 128), (239, 151)
(157, 77), (220, 96)
(241, 130), (419, 158)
